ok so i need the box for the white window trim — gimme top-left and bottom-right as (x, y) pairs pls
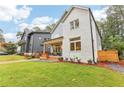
(70, 40), (81, 52)
(70, 19), (79, 30)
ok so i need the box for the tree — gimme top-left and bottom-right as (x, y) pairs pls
(32, 26), (41, 32)
(0, 28), (5, 42)
(31, 23), (56, 32)
(5, 42), (17, 54)
(16, 31), (23, 39)
(17, 40), (26, 46)
(97, 5), (124, 59)
(45, 23), (56, 32)
(0, 28), (3, 33)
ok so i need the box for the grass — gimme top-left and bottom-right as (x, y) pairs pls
(0, 62), (124, 86)
(0, 55), (25, 62)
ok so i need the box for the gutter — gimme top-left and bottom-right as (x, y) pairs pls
(89, 8), (96, 64)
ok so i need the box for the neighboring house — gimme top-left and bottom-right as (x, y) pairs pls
(0, 42), (3, 49)
(0, 42), (6, 51)
(0, 42), (5, 51)
(20, 29), (51, 53)
(44, 6), (102, 63)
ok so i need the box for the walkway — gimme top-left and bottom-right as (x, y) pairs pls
(106, 63), (124, 74)
(0, 58), (58, 64)
(0, 59), (39, 64)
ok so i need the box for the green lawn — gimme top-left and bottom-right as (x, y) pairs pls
(0, 62), (124, 86)
(0, 55), (25, 62)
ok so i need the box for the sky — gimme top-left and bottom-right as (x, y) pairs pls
(0, 5), (107, 42)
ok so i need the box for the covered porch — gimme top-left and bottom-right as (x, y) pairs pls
(43, 36), (63, 56)
(40, 36), (63, 60)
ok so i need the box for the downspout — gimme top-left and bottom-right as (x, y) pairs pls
(89, 8), (96, 64)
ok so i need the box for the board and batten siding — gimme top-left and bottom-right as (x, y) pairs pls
(62, 8), (101, 63)
(29, 33), (51, 53)
(21, 30), (31, 53)
(62, 8), (91, 63)
(51, 23), (63, 39)
(51, 7), (102, 63)
(90, 12), (102, 62)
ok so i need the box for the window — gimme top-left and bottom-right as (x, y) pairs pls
(70, 37), (80, 41)
(44, 38), (49, 41)
(70, 19), (79, 30)
(70, 37), (81, 51)
(70, 21), (74, 30)
(75, 19), (79, 28)
(76, 42), (81, 50)
(70, 43), (75, 51)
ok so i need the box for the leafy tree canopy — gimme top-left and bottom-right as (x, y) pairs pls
(97, 5), (124, 59)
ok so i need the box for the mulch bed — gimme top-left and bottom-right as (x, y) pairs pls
(117, 60), (124, 67)
(58, 60), (124, 68)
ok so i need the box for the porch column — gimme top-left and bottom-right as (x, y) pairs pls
(43, 43), (46, 53)
(50, 44), (53, 54)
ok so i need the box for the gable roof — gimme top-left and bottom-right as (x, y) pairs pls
(62, 6), (89, 22)
(51, 6), (89, 33)
(28, 31), (50, 36)
(21, 28), (50, 40)
(21, 31), (50, 40)
(21, 28), (31, 40)
(21, 31), (26, 40)
(50, 10), (68, 33)
(89, 8), (102, 39)
(51, 5), (102, 39)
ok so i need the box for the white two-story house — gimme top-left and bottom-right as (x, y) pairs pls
(43, 6), (102, 63)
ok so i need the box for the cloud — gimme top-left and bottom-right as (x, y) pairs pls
(18, 16), (58, 31)
(18, 23), (29, 32)
(92, 7), (108, 21)
(0, 5), (32, 23)
(31, 16), (53, 29)
(32, 16), (53, 24)
(54, 18), (59, 23)
(3, 33), (17, 42)
(14, 6), (32, 23)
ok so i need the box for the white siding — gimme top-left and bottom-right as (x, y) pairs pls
(90, 15), (102, 62)
(50, 7), (102, 63)
(51, 23), (63, 39)
(62, 8), (93, 63)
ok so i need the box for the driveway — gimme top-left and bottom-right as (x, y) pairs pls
(105, 63), (124, 74)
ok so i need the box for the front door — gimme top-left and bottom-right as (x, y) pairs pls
(53, 44), (62, 56)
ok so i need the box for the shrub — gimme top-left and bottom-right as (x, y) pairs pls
(119, 55), (124, 60)
(58, 57), (63, 62)
(75, 57), (81, 63)
(70, 58), (74, 62)
(24, 53), (33, 59)
(5, 42), (17, 54)
(77, 59), (81, 63)
(88, 59), (92, 64)
(64, 57), (68, 62)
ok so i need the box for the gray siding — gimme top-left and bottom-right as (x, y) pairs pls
(29, 33), (51, 53)
(20, 29), (32, 53)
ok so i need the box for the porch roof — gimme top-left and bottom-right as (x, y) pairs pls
(44, 36), (63, 45)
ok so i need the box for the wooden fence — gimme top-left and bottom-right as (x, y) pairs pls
(97, 50), (119, 62)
